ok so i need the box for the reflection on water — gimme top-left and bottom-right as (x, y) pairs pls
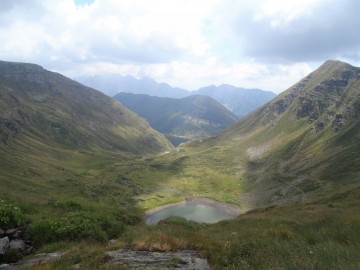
(145, 203), (234, 224)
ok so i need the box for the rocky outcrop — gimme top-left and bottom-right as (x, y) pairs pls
(0, 252), (66, 269)
(258, 61), (360, 133)
(106, 249), (210, 270)
(0, 227), (34, 263)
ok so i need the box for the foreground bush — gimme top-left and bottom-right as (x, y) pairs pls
(0, 200), (28, 228)
(27, 211), (125, 245)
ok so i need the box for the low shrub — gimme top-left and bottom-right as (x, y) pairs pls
(27, 211), (125, 245)
(0, 200), (28, 228)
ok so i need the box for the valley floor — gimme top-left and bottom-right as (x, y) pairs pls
(1, 143), (360, 269)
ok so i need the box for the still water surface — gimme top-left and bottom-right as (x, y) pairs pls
(145, 203), (234, 224)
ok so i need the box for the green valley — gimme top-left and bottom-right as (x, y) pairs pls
(113, 93), (238, 145)
(0, 60), (360, 269)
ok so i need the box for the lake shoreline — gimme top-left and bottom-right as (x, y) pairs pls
(144, 197), (241, 222)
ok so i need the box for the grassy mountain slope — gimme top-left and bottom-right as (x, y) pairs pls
(114, 92), (238, 145)
(0, 61), (173, 155)
(0, 60), (173, 224)
(0, 62), (178, 267)
(174, 60), (360, 208)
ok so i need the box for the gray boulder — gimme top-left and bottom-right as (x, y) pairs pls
(0, 237), (9, 255)
(9, 239), (25, 253)
(5, 229), (17, 236)
(12, 230), (22, 239)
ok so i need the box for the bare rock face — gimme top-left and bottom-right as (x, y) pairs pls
(106, 249), (210, 270)
(258, 60), (360, 133)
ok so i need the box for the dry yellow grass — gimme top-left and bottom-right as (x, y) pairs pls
(132, 231), (188, 251)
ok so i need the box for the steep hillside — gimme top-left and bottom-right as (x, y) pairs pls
(195, 84), (276, 118)
(176, 60), (360, 208)
(0, 61), (172, 155)
(114, 93), (238, 145)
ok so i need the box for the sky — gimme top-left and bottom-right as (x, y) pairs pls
(1, 0), (360, 93)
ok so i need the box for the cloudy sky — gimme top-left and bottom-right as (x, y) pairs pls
(1, 0), (360, 93)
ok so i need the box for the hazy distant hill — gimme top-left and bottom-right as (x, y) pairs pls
(114, 92), (238, 145)
(195, 84), (276, 118)
(0, 61), (173, 155)
(76, 74), (276, 118)
(76, 74), (189, 98)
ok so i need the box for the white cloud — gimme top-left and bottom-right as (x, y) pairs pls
(0, 0), (359, 94)
(254, 0), (324, 28)
(71, 60), (313, 93)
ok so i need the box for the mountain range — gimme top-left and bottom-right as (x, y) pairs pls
(0, 59), (359, 269)
(196, 84), (276, 118)
(114, 92), (238, 145)
(2, 59), (359, 205)
(76, 74), (276, 118)
(75, 74), (189, 98)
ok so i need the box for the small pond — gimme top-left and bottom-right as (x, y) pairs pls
(145, 200), (240, 224)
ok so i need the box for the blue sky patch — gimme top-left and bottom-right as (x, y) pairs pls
(74, 0), (94, 6)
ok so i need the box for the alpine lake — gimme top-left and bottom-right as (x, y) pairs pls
(145, 199), (240, 224)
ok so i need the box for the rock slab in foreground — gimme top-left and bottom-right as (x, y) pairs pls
(0, 252), (65, 269)
(106, 249), (210, 270)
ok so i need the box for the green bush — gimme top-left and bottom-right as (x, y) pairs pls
(0, 200), (27, 228)
(27, 211), (125, 245)
(116, 209), (141, 225)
